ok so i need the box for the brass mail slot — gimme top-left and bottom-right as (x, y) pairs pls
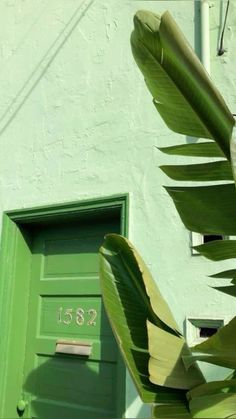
(55, 340), (92, 356)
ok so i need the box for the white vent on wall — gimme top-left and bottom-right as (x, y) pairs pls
(186, 317), (228, 346)
(191, 232), (225, 255)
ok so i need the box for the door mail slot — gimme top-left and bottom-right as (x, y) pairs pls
(55, 340), (92, 356)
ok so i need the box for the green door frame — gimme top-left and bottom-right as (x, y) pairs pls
(0, 194), (128, 419)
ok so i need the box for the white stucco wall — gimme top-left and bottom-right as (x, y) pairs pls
(0, 1), (236, 416)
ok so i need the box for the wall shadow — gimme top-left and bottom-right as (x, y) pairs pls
(0, 0), (95, 138)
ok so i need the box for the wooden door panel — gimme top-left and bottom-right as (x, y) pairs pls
(43, 238), (100, 279)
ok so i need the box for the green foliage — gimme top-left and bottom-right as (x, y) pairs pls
(158, 143), (224, 158)
(100, 234), (203, 408)
(131, 10), (234, 159)
(166, 184), (236, 236)
(160, 161), (233, 182)
(187, 380), (236, 418)
(100, 8), (236, 419)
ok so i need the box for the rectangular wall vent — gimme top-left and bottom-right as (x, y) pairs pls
(186, 317), (225, 346)
(191, 232), (226, 255)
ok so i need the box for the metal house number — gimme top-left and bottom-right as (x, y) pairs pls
(57, 307), (97, 326)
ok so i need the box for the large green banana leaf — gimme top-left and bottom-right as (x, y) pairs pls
(100, 234), (204, 407)
(131, 8), (236, 299)
(131, 10), (234, 159)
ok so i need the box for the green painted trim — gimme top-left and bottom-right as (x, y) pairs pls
(6, 194), (129, 224)
(0, 194), (129, 418)
(0, 215), (19, 416)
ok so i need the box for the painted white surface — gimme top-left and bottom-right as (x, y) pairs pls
(0, 1), (235, 416)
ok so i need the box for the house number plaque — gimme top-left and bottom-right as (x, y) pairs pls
(57, 307), (97, 326)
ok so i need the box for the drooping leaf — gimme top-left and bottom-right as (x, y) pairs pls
(182, 317), (236, 370)
(160, 160), (232, 182)
(187, 380), (236, 418)
(194, 240), (236, 261)
(100, 234), (204, 403)
(148, 321), (204, 390)
(158, 142), (224, 158)
(165, 183), (236, 235)
(100, 234), (188, 403)
(131, 10), (234, 159)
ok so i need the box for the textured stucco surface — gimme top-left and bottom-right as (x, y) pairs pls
(0, 0), (236, 417)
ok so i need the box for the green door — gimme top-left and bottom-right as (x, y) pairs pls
(19, 217), (124, 418)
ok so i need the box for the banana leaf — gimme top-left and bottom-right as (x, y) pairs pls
(160, 161), (232, 181)
(129, 8), (236, 417)
(158, 142), (224, 158)
(165, 184), (236, 235)
(131, 10), (234, 159)
(100, 234), (204, 403)
(152, 402), (192, 418)
(147, 320), (204, 389)
(190, 393), (236, 418)
(187, 380), (236, 418)
(193, 240), (236, 261)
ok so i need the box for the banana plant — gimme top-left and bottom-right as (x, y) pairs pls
(100, 9), (236, 419)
